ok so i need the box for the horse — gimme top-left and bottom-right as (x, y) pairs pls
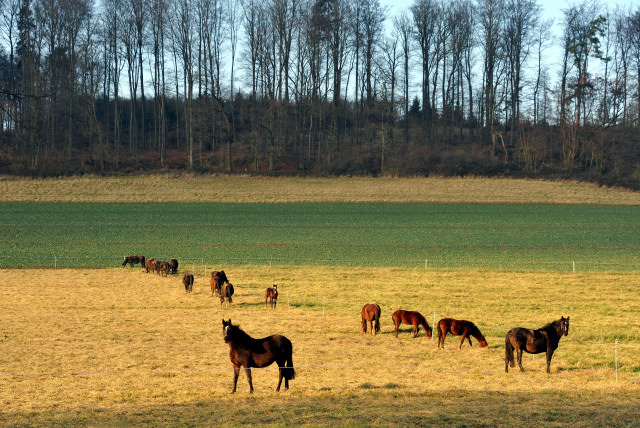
(220, 282), (234, 305)
(222, 319), (295, 393)
(169, 259), (179, 274)
(437, 318), (488, 349)
(145, 258), (156, 273)
(211, 270), (228, 296)
(361, 303), (381, 336)
(505, 316), (570, 374)
(156, 261), (170, 276)
(265, 285), (278, 308)
(392, 310), (433, 338)
(182, 273), (194, 293)
(122, 255), (145, 268)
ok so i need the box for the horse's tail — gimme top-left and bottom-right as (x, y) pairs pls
(284, 354), (295, 380)
(505, 332), (515, 371)
(374, 306), (381, 333)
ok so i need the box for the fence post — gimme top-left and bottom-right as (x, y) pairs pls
(433, 313), (436, 340)
(572, 261), (576, 273)
(615, 339), (618, 382)
(323, 296), (325, 317)
(54, 256), (57, 269)
(287, 291), (290, 309)
(425, 259), (428, 269)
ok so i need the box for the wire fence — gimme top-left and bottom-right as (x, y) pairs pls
(5, 254), (639, 273)
(1, 354), (638, 383)
(3, 256), (639, 384)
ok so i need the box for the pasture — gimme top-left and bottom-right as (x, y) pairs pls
(1, 267), (639, 426)
(1, 176), (639, 426)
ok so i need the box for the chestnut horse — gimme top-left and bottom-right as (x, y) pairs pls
(222, 319), (295, 393)
(392, 310), (433, 338)
(211, 270), (228, 296)
(505, 316), (570, 374)
(361, 303), (381, 336)
(265, 285), (278, 308)
(437, 318), (488, 349)
(145, 258), (157, 273)
(182, 273), (194, 293)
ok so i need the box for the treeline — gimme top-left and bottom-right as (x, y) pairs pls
(1, 0), (640, 188)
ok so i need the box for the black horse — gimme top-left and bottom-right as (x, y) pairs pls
(222, 319), (295, 393)
(505, 316), (570, 373)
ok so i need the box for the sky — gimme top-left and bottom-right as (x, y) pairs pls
(377, 0), (639, 91)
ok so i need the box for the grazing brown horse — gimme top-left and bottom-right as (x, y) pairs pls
(437, 318), (488, 349)
(222, 319), (295, 393)
(361, 303), (381, 336)
(211, 270), (228, 296)
(182, 273), (194, 293)
(156, 261), (170, 276)
(122, 255), (145, 268)
(220, 282), (234, 305)
(265, 285), (278, 308)
(392, 310), (433, 338)
(145, 258), (157, 273)
(505, 316), (570, 374)
(169, 259), (179, 274)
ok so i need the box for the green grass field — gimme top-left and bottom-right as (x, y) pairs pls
(1, 202), (638, 271)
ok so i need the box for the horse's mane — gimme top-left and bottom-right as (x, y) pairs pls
(228, 323), (254, 344)
(540, 318), (564, 334)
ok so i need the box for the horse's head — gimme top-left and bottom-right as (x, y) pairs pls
(222, 319), (233, 342)
(561, 316), (570, 336)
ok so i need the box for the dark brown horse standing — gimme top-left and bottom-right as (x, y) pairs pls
(222, 319), (295, 393)
(169, 259), (179, 274)
(122, 255), (145, 268)
(392, 310), (433, 338)
(505, 316), (570, 374)
(220, 282), (234, 305)
(265, 285), (278, 308)
(437, 318), (488, 349)
(182, 273), (194, 293)
(361, 303), (381, 336)
(211, 270), (228, 296)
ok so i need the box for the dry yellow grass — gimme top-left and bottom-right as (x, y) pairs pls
(1, 174), (639, 204)
(1, 267), (639, 426)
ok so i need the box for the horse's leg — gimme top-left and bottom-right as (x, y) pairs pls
(362, 318), (367, 334)
(370, 320), (375, 336)
(546, 345), (555, 374)
(459, 333), (467, 350)
(467, 335), (473, 347)
(277, 366), (284, 392)
(413, 322), (418, 338)
(232, 366), (240, 393)
(245, 367), (254, 393)
(516, 348), (524, 372)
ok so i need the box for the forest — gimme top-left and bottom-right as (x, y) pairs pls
(0, 0), (639, 189)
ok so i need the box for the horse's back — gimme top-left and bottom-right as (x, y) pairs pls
(395, 310), (424, 324)
(362, 303), (381, 320)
